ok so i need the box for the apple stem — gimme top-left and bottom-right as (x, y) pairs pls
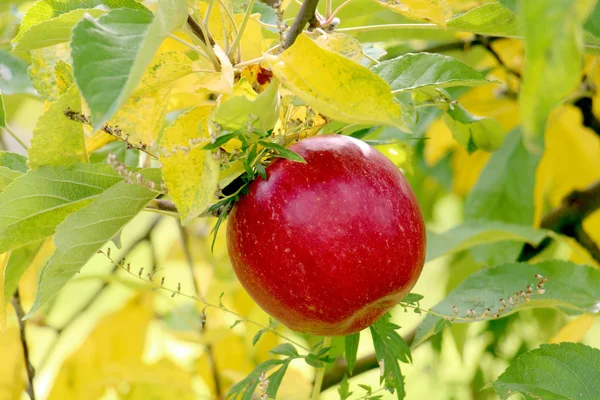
(311, 336), (332, 400)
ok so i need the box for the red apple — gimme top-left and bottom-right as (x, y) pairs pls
(227, 135), (426, 336)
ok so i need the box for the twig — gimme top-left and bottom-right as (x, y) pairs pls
(228, 0), (256, 60)
(311, 337), (332, 400)
(179, 224), (223, 399)
(2, 124), (28, 150)
(476, 35), (521, 78)
(283, 0), (321, 50)
(12, 289), (36, 400)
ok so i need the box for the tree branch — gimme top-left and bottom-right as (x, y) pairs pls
(282, 0), (320, 50)
(12, 289), (36, 400)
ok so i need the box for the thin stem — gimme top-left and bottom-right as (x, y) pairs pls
(311, 336), (332, 400)
(168, 33), (212, 63)
(12, 289), (36, 400)
(2, 124), (28, 150)
(362, 51), (380, 65)
(187, 14), (214, 45)
(325, 0), (332, 18)
(328, 0), (353, 22)
(336, 23), (438, 33)
(234, 56), (265, 69)
(215, 0), (239, 37)
(204, 0), (216, 26)
(228, 0), (256, 58)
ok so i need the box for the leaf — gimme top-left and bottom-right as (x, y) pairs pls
(26, 174), (160, 317)
(433, 318), (451, 335)
(0, 164), (123, 254)
(374, 0), (452, 27)
(12, 9), (105, 51)
(370, 313), (410, 399)
(446, 2), (520, 36)
(442, 103), (504, 153)
(12, 0), (147, 50)
(160, 106), (219, 224)
(344, 333), (360, 374)
(259, 141), (306, 163)
(193, 44), (234, 94)
(338, 375), (352, 400)
(226, 359), (285, 400)
(47, 295), (155, 400)
(464, 129), (540, 264)
(0, 322), (26, 399)
(519, 0), (596, 150)
(413, 260), (600, 347)
(270, 343), (298, 357)
(266, 359), (292, 398)
(0, 50), (35, 95)
(0, 152), (28, 192)
(55, 60), (74, 95)
(132, 51), (193, 96)
(28, 44), (71, 101)
(550, 314), (597, 344)
(3, 241), (43, 306)
(213, 78), (280, 131)
(0, 91), (6, 127)
(426, 221), (550, 262)
(314, 33), (363, 63)
(0, 251), (9, 330)
(264, 34), (405, 130)
(71, 0), (187, 130)
(493, 343), (600, 400)
(401, 293), (423, 305)
(28, 85), (87, 169)
(371, 53), (492, 93)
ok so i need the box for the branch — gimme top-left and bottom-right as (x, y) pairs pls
(12, 289), (36, 400)
(321, 327), (416, 392)
(282, 0), (320, 50)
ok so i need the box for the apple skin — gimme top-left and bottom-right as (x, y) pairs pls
(227, 135), (426, 336)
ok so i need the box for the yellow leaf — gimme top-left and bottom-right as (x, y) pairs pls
(28, 43), (71, 101)
(55, 60), (74, 95)
(264, 34), (405, 129)
(133, 51), (193, 97)
(29, 84), (87, 169)
(160, 106), (220, 224)
(0, 251), (9, 331)
(157, 31), (193, 54)
(273, 104), (328, 143)
(375, 0), (453, 28)
(48, 295), (154, 400)
(235, 14), (263, 61)
(534, 106), (600, 224)
(550, 314), (596, 344)
(240, 64), (275, 93)
(114, 359), (194, 400)
(194, 45), (234, 94)
(0, 312), (26, 400)
(314, 32), (363, 63)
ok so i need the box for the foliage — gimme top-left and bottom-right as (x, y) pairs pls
(0, 0), (600, 400)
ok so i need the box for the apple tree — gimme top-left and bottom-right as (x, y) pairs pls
(1, 0), (600, 399)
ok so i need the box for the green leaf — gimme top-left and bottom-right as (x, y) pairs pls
(3, 241), (43, 304)
(71, 0), (187, 130)
(464, 129), (540, 264)
(305, 353), (324, 368)
(264, 34), (406, 130)
(202, 133), (238, 150)
(266, 359), (292, 398)
(28, 84), (87, 169)
(447, 2), (520, 36)
(442, 103), (504, 153)
(371, 53), (492, 93)
(370, 313), (410, 399)
(433, 318), (451, 335)
(13, 9), (105, 51)
(0, 152), (28, 192)
(12, 0), (147, 50)
(518, 0), (596, 150)
(0, 91), (6, 128)
(413, 260), (600, 347)
(0, 164), (123, 254)
(26, 173), (160, 317)
(426, 221), (550, 262)
(401, 293), (423, 305)
(213, 78), (280, 132)
(338, 375), (352, 400)
(269, 343), (298, 357)
(0, 50), (35, 95)
(259, 141), (306, 163)
(344, 333), (360, 375)
(493, 343), (600, 400)
(226, 359), (285, 400)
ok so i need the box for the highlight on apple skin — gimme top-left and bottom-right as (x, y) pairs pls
(227, 135), (426, 336)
